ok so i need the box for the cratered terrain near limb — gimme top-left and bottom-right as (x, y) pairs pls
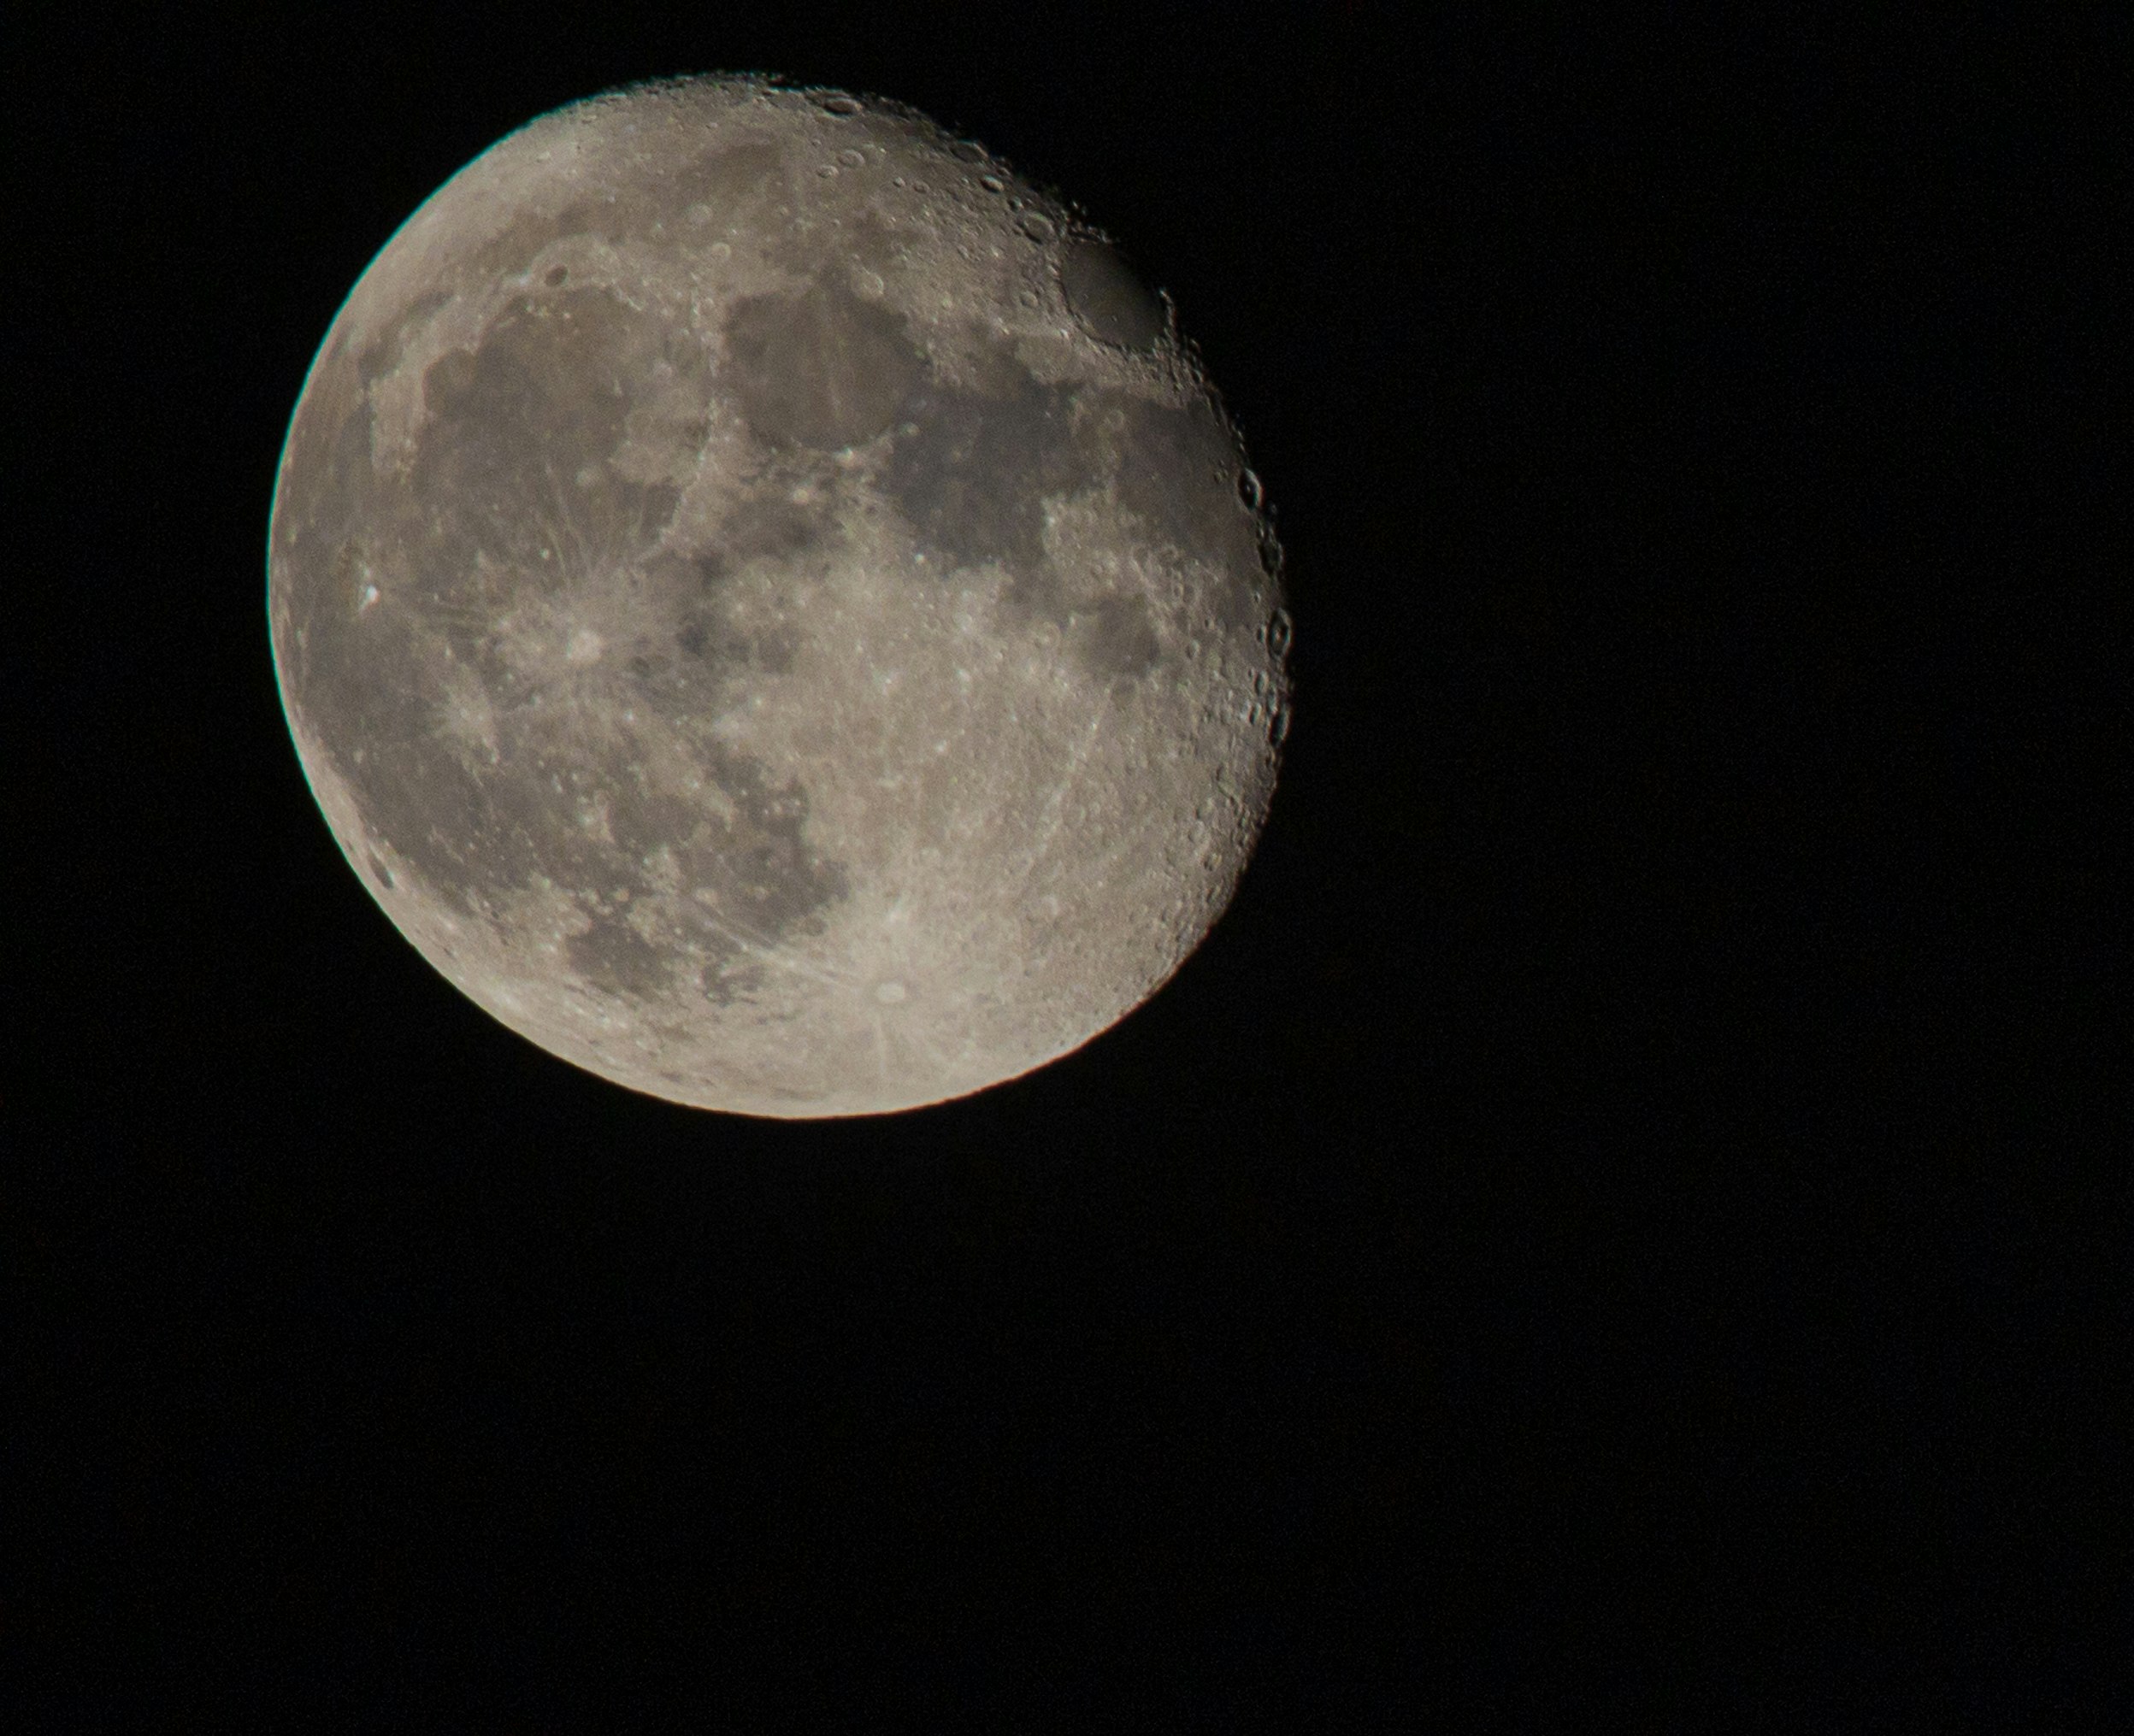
(268, 75), (1292, 1117)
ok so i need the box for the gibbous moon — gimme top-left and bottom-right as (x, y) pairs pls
(268, 76), (1291, 1117)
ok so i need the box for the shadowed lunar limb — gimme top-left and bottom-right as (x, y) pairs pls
(1058, 238), (1169, 351)
(268, 75), (1289, 1117)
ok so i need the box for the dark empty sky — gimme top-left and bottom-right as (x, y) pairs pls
(7, 4), (2118, 1725)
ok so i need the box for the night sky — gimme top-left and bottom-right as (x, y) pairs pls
(9, 4), (2117, 1724)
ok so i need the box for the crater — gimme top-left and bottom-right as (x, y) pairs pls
(1058, 238), (1167, 352)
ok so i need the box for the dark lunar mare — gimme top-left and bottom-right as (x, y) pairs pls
(711, 268), (1261, 689)
(883, 350), (1080, 580)
(873, 332), (1263, 676)
(277, 268), (852, 1007)
(722, 279), (923, 451)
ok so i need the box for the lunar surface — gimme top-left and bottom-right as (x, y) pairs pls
(268, 75), (1291, 1117)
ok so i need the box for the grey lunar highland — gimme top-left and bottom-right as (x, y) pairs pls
(268, 76), (1291, 1116)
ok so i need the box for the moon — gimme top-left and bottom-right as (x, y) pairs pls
(268, 75), (1291, 1117)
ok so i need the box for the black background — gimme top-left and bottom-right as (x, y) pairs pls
(8, 3), (2120, 1724)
